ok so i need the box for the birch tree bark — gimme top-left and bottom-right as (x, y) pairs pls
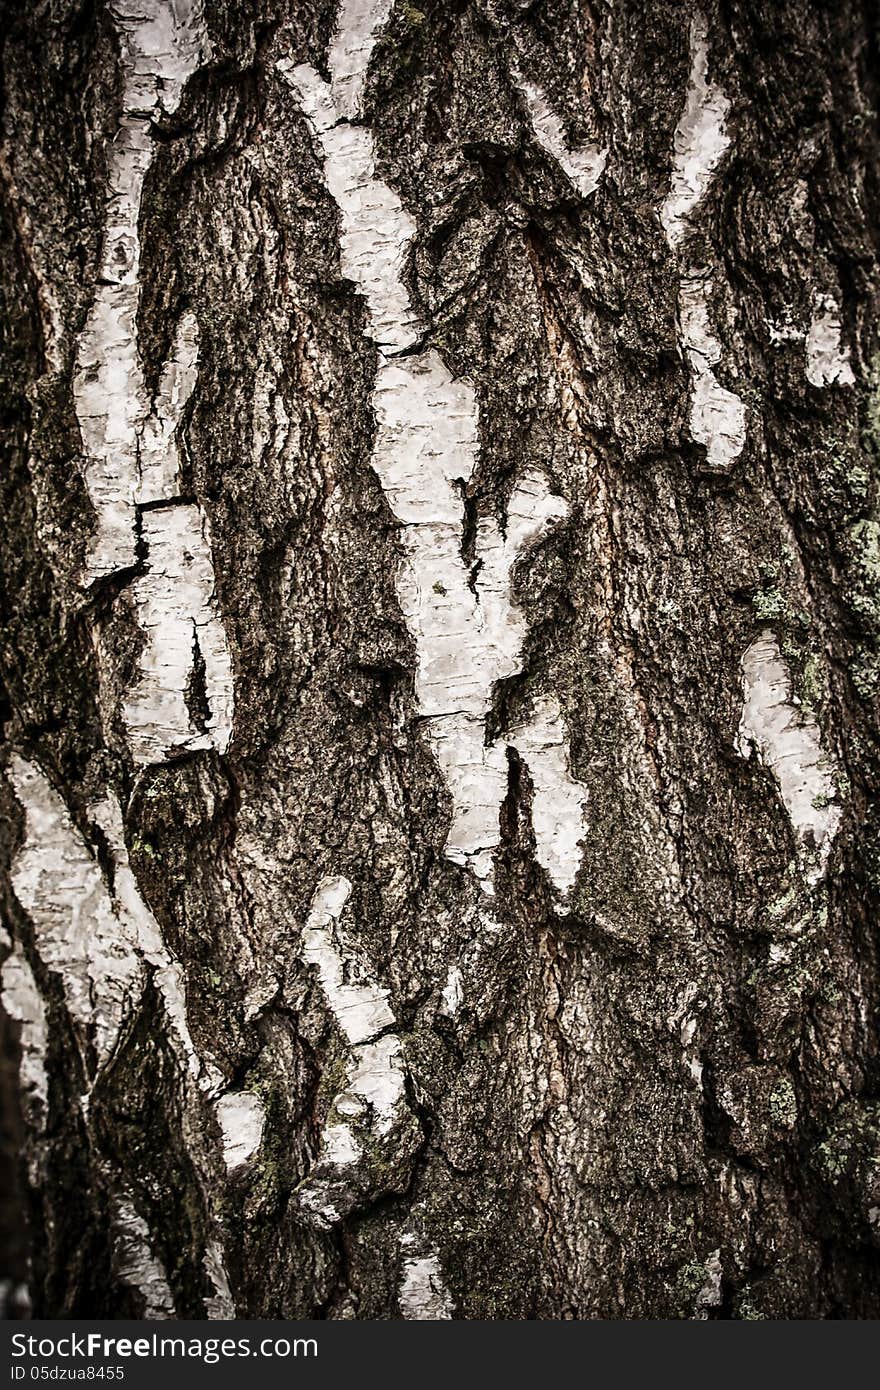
(1, 0), (879, 1319)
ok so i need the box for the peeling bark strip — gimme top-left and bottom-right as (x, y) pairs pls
(73, 2), (234, 764)
(661, 13), (746, 471)
(125, 503), (234, 763)
(10, 755), (174, 1064)
(280, 5), (587, 894)
(7, 751), (215, 1085)
(5, 755), (234, 1315)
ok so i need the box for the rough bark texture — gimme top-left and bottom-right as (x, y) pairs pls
(1, 0), (880, 1320)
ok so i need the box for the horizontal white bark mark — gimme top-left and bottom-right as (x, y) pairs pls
(737, 632), (842, 879)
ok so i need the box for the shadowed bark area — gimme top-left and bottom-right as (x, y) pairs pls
(1, 0), (879, 1319)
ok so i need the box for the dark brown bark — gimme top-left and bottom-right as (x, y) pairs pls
(1, 0), (879, 1318)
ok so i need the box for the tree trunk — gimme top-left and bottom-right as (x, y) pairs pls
(1, 0), (879, 1320)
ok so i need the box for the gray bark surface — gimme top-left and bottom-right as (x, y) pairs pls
(1, 0), (879, 1318)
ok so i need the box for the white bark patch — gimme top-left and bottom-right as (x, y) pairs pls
(768, 317), (804, 346)
(409, 466), (574, 891)
(8, 756), (143, 1062)
(693, 1249), (724, 1316)
(737, 633), (842, 878)
(345, 1035), (405, 1134)
(661, 15), (745, 472)
(111, 1197), (176, 1319)
(89, 792), (205, 1080)
(512, 696), (589, 896)
(302, 875), (395, 1045)
(298, 877), (408, 1223)
(124, 504), (234, 764)
(137, 311), (201, 505)
(73, 1), (207, 580)
(0, 1282), (31, 1320)
(281, 36), (587, 895)
(806, 292), (855, 388)
(7, 755), (204, 1078)
(203, 1241), (235, 1319)
(215, 1091), (265, 1172)
(399, 1251), (454, 1320)
(8, 750), (232, 1315)
(660, 19), (731, 249)
(283, 62), (418, 351)
(0, 937), (48, 1115)
(440, 963), (463, 1016)
(321, 1122), (362, 1166)
(328, 0), (395, 120)
(301, 877), (404, 1135)
(515, 68), (607, 198)
(677, 273), (746, 472)
(72, 3), (234, 763)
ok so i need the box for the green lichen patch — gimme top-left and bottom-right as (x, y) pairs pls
(715, 1064), (799, 1163)
(752, 561), (788, 622)
(815, 1101), (880, 1187)
(845, 519), (880, 628)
